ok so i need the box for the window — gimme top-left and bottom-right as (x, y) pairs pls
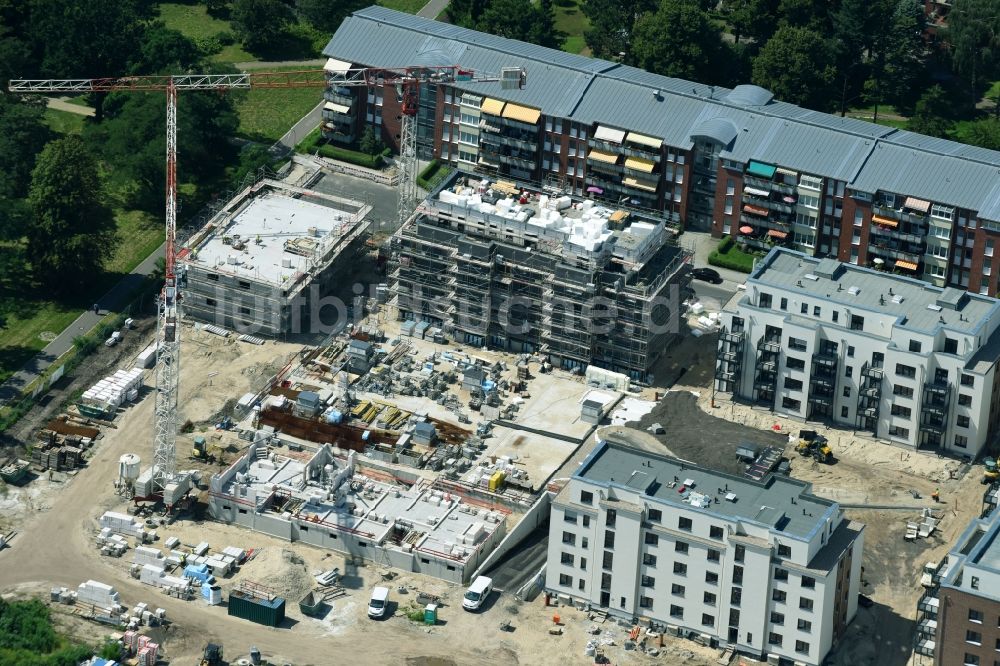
(813, 305), (822, 317)
(833, 311), (839, 323)
(969, 609), (983, 623)
(959, 393), (973, 406)
(775, 568), (788, 581)
(800, 302), (808, 315)
(643, 553), (657, 567)
(207, 273), (219, 282)
(731, 587), (742, 606)
(895, 363), (916, 378)
(843, 387), (852, 398)
(674, 562), (688, 576)
(800, 598), (814, 611)
(560, 553), (574, 565)
(759, 293), (773, 308)
(956, 435), (969, 448)
(958, 415), (970, 428)
(707, 549), (721, 562)
(850, 315), (864, 331)
(605, 509), (616, 527)
(963, 655), (980, 666)
(648, 508), (662, 523)
(701, 613), (715, 627)
(768, 632), (783, 646)
(789, 337), (807, 351)
(780, 297), (788, 310)
(842, 406), (850, 418)
(889, 425), (910, 438)
(735, 545), (745, 563)
(971, 576), (979, 590)
(770, 611), (784, 625)
(893, 384), (914, 399)
(962, 374), (975, 387)
(670, 605), (684, 619)
(675, 541), (689, 554)
(845, 366), (853, 378)
(678, 517), (692, 531)
(645, 533), (659, 546)
(909, 340), (922, 353)
(639, 595), (653, 609)
(704, 591), (717, 606)
(671, 583), (685, 596)
(891, 404), (912, 418)
(580, 557), (587, 570)
(778, 544), (791, 558)
(602, 551), (614, 570)
(932, 204), (955, 220)
(801, 576), (815, 589)
(641, 575), (655, 588)
(562, 532), (575, 545)
(786, 357), (806, 371)
(706, 571), (719, 585)
(580, 491), (593, 505)
(600, 573), (611, 590)
(559, 573), (572, 586)
(564, 511), (578, 524)
(784, 378), (803, 391)
(797, 619), (812, 633)
(782, 397), (802, 410)
(772, 590), (786, 603)
(795, 640), (810, 654)
(604, 531), (615, 548)
(205, 297), (217, 306)
(967, 629), (982, 645)
(582, 516), (591, 527)
(945, 338), (959, 354)
(709, 525), (724, 540)
(847, 345), (855, 357)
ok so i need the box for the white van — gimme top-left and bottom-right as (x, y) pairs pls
(368, 586), (390, 618)
(463, 576), (493, 611)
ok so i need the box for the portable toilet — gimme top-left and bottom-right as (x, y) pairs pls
(424, 603), (438, 625)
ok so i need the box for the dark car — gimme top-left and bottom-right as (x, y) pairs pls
(857, 594), (874, 608)
(691, 267), (723, 284)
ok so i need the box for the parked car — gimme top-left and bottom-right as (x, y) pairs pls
(691, 267), (723, 284)
(368, 586), (390, 619)
(463, 576), (494, 611)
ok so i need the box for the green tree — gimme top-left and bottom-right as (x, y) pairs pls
(27, 136), (117, 290)
(947, 0), (1000, 102)
(963, 118), (1000, 150)
(296, 0), (366, 32)
(776, 0), (831, 31)
(581, 0), (657, 58)
(98, 638), (121, 660)
(0, 0), (36, 85)
(629, 0), (729, 84)
(869, 0), (927, 115)
(232, 143), (275, 183)
(719, 0), (780, 46)
(751, 26), (837, 110)
(29, 0), (154, 120)
(231, 0), (295, 53)
(130, 22), (202, 74)
(907, 85), (954, 138)
(359, 126), (384, 157)
(0, 96), (50, 242)
(462, 0), (563, 49)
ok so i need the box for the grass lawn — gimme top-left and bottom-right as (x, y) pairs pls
(234, 66), (324, 142)
(42, 108), (86, 135)
(553, 0), (590, 55)
(379, 0), (427, 13)
(986, 80), (1000, 100)
(107, 210), (164, 276)
(157, 2), (255, 63)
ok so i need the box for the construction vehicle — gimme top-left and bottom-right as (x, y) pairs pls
(201, 643), (223, 666)
(795, 430), (834, 464)
(191, 436), (226, 464)
(983, 457), (999, 484)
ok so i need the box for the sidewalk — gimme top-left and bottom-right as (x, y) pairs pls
(0, 243), (165, 406)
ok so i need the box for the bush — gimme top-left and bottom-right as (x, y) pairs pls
(215, 30), (236, 46)
(708, 235), (757, 273)
(417, 159), (452, 190)
(315, 143), (384, 169)
(72, 335), (99, 356)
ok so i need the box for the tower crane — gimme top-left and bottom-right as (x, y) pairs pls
(9, 64), (525, 504)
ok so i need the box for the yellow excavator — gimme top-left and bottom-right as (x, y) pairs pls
(983, 457), (999, 485)
(191, 436), (226, 464)
(795, 430), (834, 464)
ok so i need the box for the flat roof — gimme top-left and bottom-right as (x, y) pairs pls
(186, 194), (357, 287)
(749, 248), (1000, 336)
(577, 440), (835, 539)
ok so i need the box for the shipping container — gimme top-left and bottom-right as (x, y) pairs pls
(228, 590), (285, 627)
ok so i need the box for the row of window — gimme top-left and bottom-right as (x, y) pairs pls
(767, 633), (812, 654)
(769, 611), (813, 632)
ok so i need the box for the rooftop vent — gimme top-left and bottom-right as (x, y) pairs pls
(804, 274), (819, 281)
(926, 303), (943, 312)
(892, 295), (904, 304)
(848, 286), (861, 295)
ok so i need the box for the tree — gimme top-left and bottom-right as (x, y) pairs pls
(296, 0), (366, 33)
(231, 0), (294, 54)
(629, 0), (729, 85)
(450, 0), (563, 49)
(751, 26), (838, 110)
(581, 0), (657, 58)
(719, 0), (780, 46)
(870, 0), (928, 115)
(359, 126), (384, 157)
(130, 22), (202, 74)
(963, 118), (1000, 150)
(29, 0), (154, 120)
(947, 0), (1000, 102)
(776, 0), (831, 31)
(27, 136), (117, 290)
(907, 85), (954, 138)
(231, 144), (275, 184)
(0, 96), (50, 242)
(0, 0), (36, 85)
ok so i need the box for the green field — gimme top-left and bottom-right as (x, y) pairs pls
(379, 0), (427, 13)
(157, 3), (255, 62)
(553, 0), (590, 55)
(234, 67), (325, 142)
(42, 108), (86, 135)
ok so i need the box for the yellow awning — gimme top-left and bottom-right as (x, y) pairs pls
(623, 177), (657, 192)
(588, 149), (619, 164)
(625, 131), (662, 149)
(501, 103), (540, 124)
(481, 97), (505, 116)
(872, 215), (898, 228)
(895, 260), (918, 270)
(624, 156), (655, 173)
(324, 101), (350, 114)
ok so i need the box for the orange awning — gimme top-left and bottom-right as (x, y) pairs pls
(767, 229), (788, 239)
(895, 260), (918, 270)
(872, 215), (898, 228)
(743, 205), (768, 217)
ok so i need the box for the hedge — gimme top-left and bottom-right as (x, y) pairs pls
(416, 159), (452, 190)
(316, 144), (385, 169)
(708, 235), (757, 273)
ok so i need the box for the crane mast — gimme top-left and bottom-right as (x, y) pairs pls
(9, 64), (524, 501)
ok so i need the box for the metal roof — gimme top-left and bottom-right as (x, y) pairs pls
(689, 116), (738, 147)
(750, 248), (1000, 336)
(327, 7), (1000, 212)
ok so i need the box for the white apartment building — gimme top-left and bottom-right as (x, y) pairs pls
(546, 439), (864, 666)
(716, 247), (1000, 455)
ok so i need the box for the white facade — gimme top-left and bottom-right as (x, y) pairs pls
(546, 440), (864, 666)
(716, 248), (1000, 455)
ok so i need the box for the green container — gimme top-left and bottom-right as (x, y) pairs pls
(424, 603), (438, 625)
(228, 590), (286, 627)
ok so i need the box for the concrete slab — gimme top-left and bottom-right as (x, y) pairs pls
(484, 426), (581, 490)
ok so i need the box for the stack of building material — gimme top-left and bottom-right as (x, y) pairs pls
(133, 546), (166, 568)
(97, 529), (129, 556)
(136, 636), (158, 666)
(100, 511), (143, 536)
(77, 580), (122, 612)
(78, 368), (144, 419)
(135, 342), (157, 369)
(222, 546), (247, 563)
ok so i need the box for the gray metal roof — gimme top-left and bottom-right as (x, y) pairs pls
(750, 248), (1000, 336)
(578, 440), (835, 540)
(689, 116), (738, 147)
(327, 7), (1000, 214)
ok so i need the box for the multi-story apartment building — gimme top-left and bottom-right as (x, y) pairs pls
(546, 439), (865, 666)
(322, 6), (1000, 296)
(916, 504), (1000, 666)
(389, 170), (690, 381)
(715, 247), (1000, 455)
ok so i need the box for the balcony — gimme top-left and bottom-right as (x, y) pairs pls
(744, 175), (796, 196)
(587, 137), (625, 154)
(869, 223), (927, 247)
(873, 204), (929, 225)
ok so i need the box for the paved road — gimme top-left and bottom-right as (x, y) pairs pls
(274, 100), (323, 154)
(46, 97), (95, 116)
(0, 243), (165, 406)
(418, 0), (450, 18)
